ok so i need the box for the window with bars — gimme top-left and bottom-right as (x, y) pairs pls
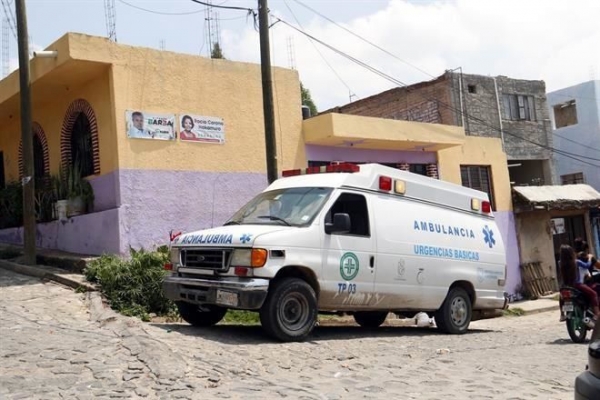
(502, 94), (536, 121)
(307, 161), (430, 177)
(561, 172), (585, 185)
(460, 165), (495, 210)
(70, 112), (95, 177)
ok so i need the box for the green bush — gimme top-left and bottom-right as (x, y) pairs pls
(84, 246), (176, 321)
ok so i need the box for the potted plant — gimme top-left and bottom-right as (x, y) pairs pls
(66, 160), (95, 216)
(52, 171), (69, 221)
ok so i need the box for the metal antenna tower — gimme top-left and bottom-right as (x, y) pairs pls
(104, 0), (117, 42)
(1, 18), (8, 77)
(159, 39), (165, 51)
(205, 2), (213, 55)
(286, 36), (296, 70)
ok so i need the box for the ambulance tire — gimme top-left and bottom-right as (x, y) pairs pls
(260, 278), (318, 342)
(176, 302), (227, 327)
(353, 312), (388, 328)
(435, 287), (472, 334)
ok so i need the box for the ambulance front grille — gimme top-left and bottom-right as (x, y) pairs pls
(181, 249), (232, 272)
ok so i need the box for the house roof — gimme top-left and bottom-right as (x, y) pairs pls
(512, 184), (600, 211)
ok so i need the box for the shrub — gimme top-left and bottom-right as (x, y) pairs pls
(84, 246), (176, 321)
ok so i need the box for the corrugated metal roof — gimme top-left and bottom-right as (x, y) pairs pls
(513, 184), (600, 203)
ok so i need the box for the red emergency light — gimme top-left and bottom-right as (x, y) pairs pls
(282, 163), (360, 177)
(482, 201), (492, 213)
(379, 176), (392, 191)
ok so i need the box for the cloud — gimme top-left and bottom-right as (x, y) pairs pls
(222, 0), (600, 111)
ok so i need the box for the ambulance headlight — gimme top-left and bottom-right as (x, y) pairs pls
(170, 248), (181, 264)
(230, 249), (268, 268)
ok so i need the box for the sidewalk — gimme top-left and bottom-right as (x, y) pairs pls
(507, 296), (559, 315)
(0, 258), (96, 292)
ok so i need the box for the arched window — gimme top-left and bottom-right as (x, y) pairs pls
(70, 112), (94, 177)
(33, 134), (45, 178)
(19, 122), (50, 180)
(61, 99), (100, 176)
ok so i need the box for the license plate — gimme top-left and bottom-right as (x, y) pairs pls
(216, 290), (238, 307)
(562, 302), (574, 312)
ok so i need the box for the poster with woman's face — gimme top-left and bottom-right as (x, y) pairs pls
(179, 114), (225, 144)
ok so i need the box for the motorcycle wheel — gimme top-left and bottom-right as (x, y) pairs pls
(566, 305), (588, 343)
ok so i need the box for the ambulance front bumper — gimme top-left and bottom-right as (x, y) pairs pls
(162, 276), (269, 310)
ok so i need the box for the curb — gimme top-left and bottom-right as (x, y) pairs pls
(516, 304), (560, 316)
(0, 259), (96, 292)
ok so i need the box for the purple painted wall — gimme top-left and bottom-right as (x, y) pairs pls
(495, 210), (521, 298)
(117, 169), (268, 252)
(0, 208), (121, 255)
(89, 172), (120, 212)
(305, 145), (437, 164)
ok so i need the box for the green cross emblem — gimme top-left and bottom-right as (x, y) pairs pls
(340, 252), (359, 281)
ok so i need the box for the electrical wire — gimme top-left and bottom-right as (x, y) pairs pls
(1, 0), (17, 41)
(283, 0), (358, 100)
(553, 131), (600, 153)
(272, 16), (600, 170)
(117, 0), (226, 16)
(292, 0), (436, 80)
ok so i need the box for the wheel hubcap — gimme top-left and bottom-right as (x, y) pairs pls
(279, 293), (309, 332)
(450, 297), (467, 326)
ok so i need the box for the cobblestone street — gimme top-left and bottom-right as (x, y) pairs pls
(0, 269), (586, 399)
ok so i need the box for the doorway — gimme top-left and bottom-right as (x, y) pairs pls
(552, 214), (587, 283)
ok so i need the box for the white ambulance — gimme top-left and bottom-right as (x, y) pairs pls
(163, 163), (508, 342)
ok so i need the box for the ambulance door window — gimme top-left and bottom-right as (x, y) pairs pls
(325, 193), (370, 237)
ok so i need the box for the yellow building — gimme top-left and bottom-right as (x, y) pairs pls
(0, 33), (516, 294)
(0, 33), (305, 254)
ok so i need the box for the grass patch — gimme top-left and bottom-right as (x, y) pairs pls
(0, 247), (21, 260)
(551, 294), (560, 301)
(84, 246), (176, 321)
(222, 310), (261, 325)
(503, 307), (525, 317)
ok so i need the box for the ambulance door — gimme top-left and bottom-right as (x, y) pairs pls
(320, 191), (377, 309)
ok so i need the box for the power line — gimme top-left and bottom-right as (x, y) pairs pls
(553, 131), (600, 153)
(292, 0), (435, 80)
(271, 16), (600, 170)
(118, 0), (227, 16)
(283, 0), (358, 100)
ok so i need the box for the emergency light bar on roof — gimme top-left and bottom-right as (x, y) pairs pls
(280, 163), (492, 215)
(281, 163), (360, 177)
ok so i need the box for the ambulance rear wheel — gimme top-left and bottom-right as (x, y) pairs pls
(435, 287), (472, 334)
(260, 278), (318, 342)
(353, 312), (388, 328)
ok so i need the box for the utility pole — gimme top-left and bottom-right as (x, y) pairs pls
(258, 0), (278, 183)
(15, 0), (36, 265)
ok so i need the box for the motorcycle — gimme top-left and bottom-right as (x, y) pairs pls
(560, 286), (596, 343)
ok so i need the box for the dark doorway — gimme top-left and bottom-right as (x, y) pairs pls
(33, 134), (46, 179)
(0, 152), (5, 188)
(70, 112), (95, 177)
(552, 214), (587, 282)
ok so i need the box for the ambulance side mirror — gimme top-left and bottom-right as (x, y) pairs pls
(325, 213), (351, 234)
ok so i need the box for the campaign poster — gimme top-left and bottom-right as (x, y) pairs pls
(179, 114), (225, 144)
(126, 110), (176, 141)
(551, 218), (565, 235)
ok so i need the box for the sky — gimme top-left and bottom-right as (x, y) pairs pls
(2, 0), (599, 111)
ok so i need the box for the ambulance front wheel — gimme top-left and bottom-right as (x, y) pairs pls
(260, 277), (318, 342)
(435, 287), (472, 334)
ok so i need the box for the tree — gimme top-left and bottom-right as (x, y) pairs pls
(301, 82), (318, 117)
(211, 42), (225, 59)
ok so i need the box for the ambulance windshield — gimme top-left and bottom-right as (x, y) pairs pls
(225, 187), (333, 227)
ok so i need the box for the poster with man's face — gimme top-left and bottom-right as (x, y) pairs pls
(126, 110), (175, 141)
